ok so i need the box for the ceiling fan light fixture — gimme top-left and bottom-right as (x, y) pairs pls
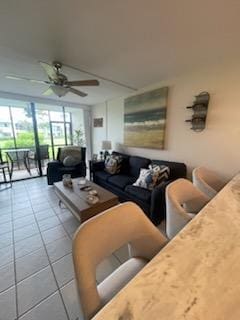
(51, 85), (70, 97)
(6, 61), (99, 98)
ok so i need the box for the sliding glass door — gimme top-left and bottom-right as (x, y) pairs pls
(0, 104), (38, 180)
(0, 101), (85, 182)
(36, 104), (75, 161)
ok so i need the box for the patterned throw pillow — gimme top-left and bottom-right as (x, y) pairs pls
(149, 164), (170, 184)
(133, 165), (170, 190)
(105, 155), (122, 175)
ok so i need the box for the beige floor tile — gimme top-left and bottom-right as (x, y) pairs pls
(17, 266), (57, 316)
(16, 247), (49, 282)
(52, 253), (74, 288)
(0, 286), (16, 320)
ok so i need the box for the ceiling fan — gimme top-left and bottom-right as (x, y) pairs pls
(5, 61), (100, 98)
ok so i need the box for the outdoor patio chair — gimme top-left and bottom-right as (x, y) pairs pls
(5, 148), (31, 176)
(28, 144), (49, 173)
(0, 149), (12, 188)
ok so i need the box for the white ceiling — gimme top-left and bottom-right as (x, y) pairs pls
(0, 0), (240, 105)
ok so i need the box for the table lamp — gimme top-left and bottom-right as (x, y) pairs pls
(101, 140), (112, 159)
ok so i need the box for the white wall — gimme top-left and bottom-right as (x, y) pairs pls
(67, 108), (84, 133)
(92, 61), (240, 180)
(66, 107), (93, 161)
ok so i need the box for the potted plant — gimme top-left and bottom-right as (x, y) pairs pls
(74, 128), (85, 147)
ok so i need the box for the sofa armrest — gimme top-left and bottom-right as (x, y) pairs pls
(150, 180), (174, 225)
(47, 160), (63, 185)
(75, 161), (87, 177)
(91, 161), (105, 172)
(47, 160), (62, 170)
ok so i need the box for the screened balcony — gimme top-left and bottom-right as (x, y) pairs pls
(0, 101), (85, 182)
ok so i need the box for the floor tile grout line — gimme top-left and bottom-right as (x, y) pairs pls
(0, 223), (73, 266)
(53, 209), (74, 240)
(0, 212), (12, 217)
(16, 264), (50, 285)
(12, 213), (34, 221)
(17, 288), (60, 319)
(29, 197), (71, 320)
(0, 214), (72, 252)
(14, 233), (70, 262)
(12, 216), (65, 245)
(16, 250), (73, 285)
(11, 194), (20, 320)
(13, 231), (40, 244)
(45, 197), (78, 252)
(17, 290), (63, 318)
(13, 220), (38, 232)
(0, 247), (15, 269)
(1, 178), (78, 319)
(0, 230), (14, 238)
(0, 283), (15, 295)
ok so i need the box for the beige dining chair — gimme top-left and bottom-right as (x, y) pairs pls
(166, 178), (210, 239)
(73, 202), (168, 320)
(192, 166), (226, 199)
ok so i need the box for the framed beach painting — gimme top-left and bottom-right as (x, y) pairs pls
(124, 87), (168, 149)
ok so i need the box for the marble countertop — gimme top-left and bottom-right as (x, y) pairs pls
(93, 173), (240, 320)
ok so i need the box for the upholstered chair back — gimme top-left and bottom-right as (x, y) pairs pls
(57, 146), (82, 163)
(192, 166), (226, 199)
(166, 178), (210, 239)
(73, 202), (168, 320)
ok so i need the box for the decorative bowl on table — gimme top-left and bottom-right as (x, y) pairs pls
(86, 195), (99, 205)
(89, 189), (98, 196)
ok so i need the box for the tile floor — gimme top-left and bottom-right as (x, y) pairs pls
(0, 166), (47, 183)
(0, 177), (130, 320)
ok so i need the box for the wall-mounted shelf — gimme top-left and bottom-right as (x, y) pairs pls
(185, 92), (210, 132)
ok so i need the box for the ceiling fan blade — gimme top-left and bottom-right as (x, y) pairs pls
(42, 87), (54, 96)
(39, 61), (58, 81)
(66, 79), (99, 86)
(6, 75), (49, 84)
(69, 87), (87, 97)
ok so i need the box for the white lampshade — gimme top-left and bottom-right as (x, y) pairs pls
(101, 140), (112, 150)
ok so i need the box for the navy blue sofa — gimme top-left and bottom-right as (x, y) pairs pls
(92, 151), (186, 224)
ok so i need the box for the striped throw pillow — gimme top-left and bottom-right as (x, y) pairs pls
(133, 165), (170, 190)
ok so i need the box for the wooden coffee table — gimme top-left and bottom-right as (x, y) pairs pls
(54, 178), (119, 223)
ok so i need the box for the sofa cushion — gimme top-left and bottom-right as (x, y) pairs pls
(129, 156), (151, 178)
(107, 175), (136, 190)
(125, 185), (152, 203)
(94, 170), (112, 181)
